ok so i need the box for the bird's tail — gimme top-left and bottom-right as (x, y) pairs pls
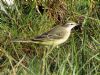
(12, 40), (39, 43)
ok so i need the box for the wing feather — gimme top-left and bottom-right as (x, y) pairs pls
(31, 26), (67, 41)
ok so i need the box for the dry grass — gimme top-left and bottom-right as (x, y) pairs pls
(0, 0), (100, 75)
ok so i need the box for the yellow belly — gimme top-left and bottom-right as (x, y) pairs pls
(40, 32), (70, 46)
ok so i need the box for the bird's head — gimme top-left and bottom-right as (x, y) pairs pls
(64, 21), (78, 30)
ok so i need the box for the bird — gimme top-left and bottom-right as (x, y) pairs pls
(13, 21), (78, 47)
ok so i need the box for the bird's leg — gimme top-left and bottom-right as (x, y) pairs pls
(42, 48), (46, 75)
(45, 45), (55, 58)
(41, 45), (55, 75)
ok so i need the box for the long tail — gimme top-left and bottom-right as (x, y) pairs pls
(12, 40), (38, 43)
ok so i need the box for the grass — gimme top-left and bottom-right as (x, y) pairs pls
(0, 0), (100, 75)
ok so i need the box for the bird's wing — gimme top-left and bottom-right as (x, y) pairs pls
(31, 26), (66, 41)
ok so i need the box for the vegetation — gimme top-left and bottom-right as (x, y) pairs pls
(0, 0), (100, 75)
